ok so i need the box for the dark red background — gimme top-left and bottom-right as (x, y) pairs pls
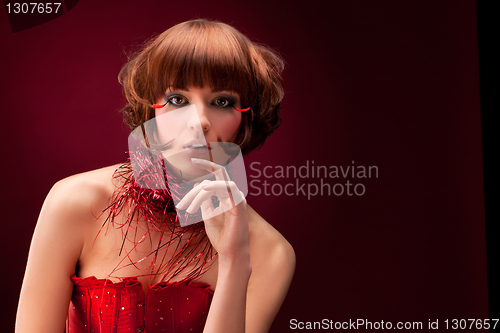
(0, 1), (487, 332)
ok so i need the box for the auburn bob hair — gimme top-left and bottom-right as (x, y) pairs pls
(118, 19), (284, 155)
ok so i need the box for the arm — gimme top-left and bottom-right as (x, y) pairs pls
(207, 204), (296, 333)
(203, 200), (252, 333)
(177, 175), (252, 333)
(176, 159), (295, 333)
(16, 175), (107, 333)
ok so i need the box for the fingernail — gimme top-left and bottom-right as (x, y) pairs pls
(191, 158), (201, 163)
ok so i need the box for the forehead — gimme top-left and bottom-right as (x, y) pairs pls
(165, 69), (248, 93)
(149, 24), (254, 103)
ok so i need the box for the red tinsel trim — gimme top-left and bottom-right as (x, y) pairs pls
(100, 148), (216, 284)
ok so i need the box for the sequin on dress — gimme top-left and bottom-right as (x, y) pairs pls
(66, 275), (213, 333)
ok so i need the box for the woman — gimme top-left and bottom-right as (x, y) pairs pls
(16, 19), (295, 333)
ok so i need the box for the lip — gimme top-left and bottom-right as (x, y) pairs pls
(183, 139), (210, 149)
(183, 139), (211, 156)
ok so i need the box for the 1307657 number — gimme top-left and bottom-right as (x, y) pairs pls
(444, 319), (498, 330)
(6, 3), (62, 14)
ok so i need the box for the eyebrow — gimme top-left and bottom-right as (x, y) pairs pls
(211, 90), (239, 98)
(211, 88), (232, 93)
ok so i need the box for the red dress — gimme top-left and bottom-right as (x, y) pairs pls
(66, 275), (213, 333)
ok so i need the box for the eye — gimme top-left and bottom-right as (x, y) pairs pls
(167, 95), (188, 106)
(212, 97), (234, 108)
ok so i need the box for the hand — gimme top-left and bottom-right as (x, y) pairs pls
(175, 158), (250, 259)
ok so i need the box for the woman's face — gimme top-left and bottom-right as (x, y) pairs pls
(153, 86), (243, 179)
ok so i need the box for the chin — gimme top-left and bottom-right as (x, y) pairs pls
(162, 153), (211, 182)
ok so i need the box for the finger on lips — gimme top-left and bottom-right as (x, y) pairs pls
(190, 158), (219, 171)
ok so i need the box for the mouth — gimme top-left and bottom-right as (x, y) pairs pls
(183, 141), (211, 155)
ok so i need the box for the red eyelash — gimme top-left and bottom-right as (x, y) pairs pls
(152, 103), (167, 109)
(152, 103), (250, 111)
(234, 107), (250, 112)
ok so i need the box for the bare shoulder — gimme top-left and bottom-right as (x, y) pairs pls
(16, 164), (124, 333)
(29, 163), (124, 272)
(36, 164), (123, 241)
(47, 164), (121, 218)
(247, 204), (296, 277)
(52, 164), (120, 198)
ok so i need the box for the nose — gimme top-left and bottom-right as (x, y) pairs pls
(187, 103), (211, 134)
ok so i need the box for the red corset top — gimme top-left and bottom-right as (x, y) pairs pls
(66, 275), (213, 333)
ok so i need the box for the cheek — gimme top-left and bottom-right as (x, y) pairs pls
(155, 108), (166, 117)
(220, 113), (243, 141)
